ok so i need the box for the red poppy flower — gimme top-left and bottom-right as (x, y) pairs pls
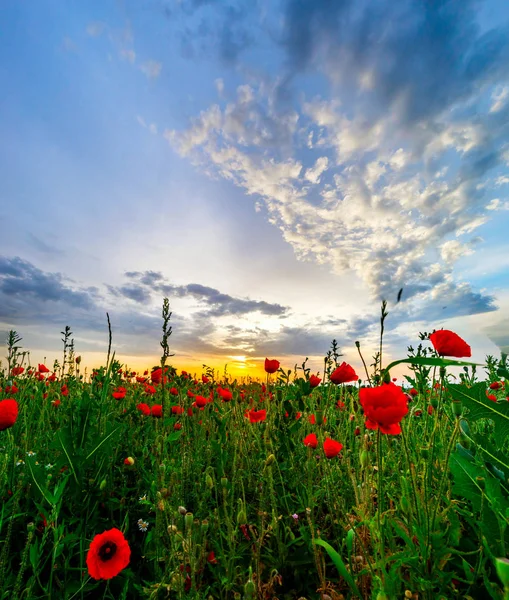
(112, 387), (127, 400)
(308, 414), (326, 425)
(218, 388), (233, 402)
(61, 385), (69, 397)
(490, 381), (503, 390)
(144, 385), (156, 395)
(487, 392), (497, 403)
(11, 367), (24, 376)
(207, 551), (218, 564)
(309, 375), (321, 388)
(52, 399), (61, 407)
(0, 399), (18, 431)
(303, 433), (318, 449)
(202, 375), (210, 384)
(409, 388), (418, 397)
(38, 364), (50, 374)
(174, 422), (182, 430)
(247, 408), (267, 423)
(359, 383), (409, 435)
(136, 403), (151, 416)
(323, 437), (343, 458)
(136, 376), (147, 384)
(48, 373), (56, 382)
(264, 358), (280, 374)
(428, 405), (433, 415)
(429, 330), (471, 358)
(170, 387), (179, 396)
(86, 528), (131, 580)
(151, 404), (163, 417)
(195, 395), (208, 408)
(171, 405), (184, 414)
(330, 363), (358, 384)
(187, 390), (195, 398)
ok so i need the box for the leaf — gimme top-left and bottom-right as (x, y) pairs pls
(384, 356), (482, 376)
(449, 383), (509, 448)
(167, 430), (183, 443)
(313, 538), (363, 597)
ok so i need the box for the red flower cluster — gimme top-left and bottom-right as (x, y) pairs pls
(112, 387), (127, 400)
(246, 408), (267, 423)
(359, 383), (409, 435)
(330, 362), (358, 384)
(429, 329), (471, 358)
(86, 528), (131, 580)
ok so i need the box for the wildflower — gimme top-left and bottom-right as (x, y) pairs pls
(428, 405), (433, 415)
(52, 399), (61, 407)
(174, 422), (182, 430)
(308, 414), (326, 425)
(16, 460), (24, 467)
(330, 362), (358, 384)
(26, 451), (36, 457)
(0, 399), (18, 431)
(429, 329), (471, 358)
(112, 387), (127, 400)
(207, 551), (218, 564)
(323, 438), (343, 458)
(144, 385), (156, 395)
(86, 528), (131, 580)
(136, 403), (151, 416)
(264, 358), (280, 374)
(151, 404), (163, 417)
(247, 408), (267, 423)
(136, 376), (147, 384)
(137, 519), (149, 532)
(487, 392), (497, 403)
(187, 390), (195, 398)
(171, 405), (184, 414)
(11, 366), (24, 376)
(38, 364), (50, 374)
(170, 387), (179, 396)
(61, 385), (69, 397)
(292, 513), (299, 521)
(490, 381), (503, 390)
(309, 374), (321, 388)
(218, 388), (233, 402)
(409, 388), (418, 397)
(194, 395), (208, 408)
(202, 375), (210, 384)
(359, 383), (409, 435)
(124, 457), (135, 466)
(303, 433), (318, 449)
(45, 464), (54, 470)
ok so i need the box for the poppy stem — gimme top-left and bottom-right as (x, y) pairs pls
(376, 428), (386, 583)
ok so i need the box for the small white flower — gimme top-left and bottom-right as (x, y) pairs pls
(26, 451), (36, 457)
(139, 494), (147, 503)
(16, 460), (25, 467)
(137, 519), (149, 532)
(45, 464), (54, 470)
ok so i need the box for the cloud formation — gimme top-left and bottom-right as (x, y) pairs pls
(167, 0), (509, 324)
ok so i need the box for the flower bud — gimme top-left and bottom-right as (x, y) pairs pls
(124, 456), (135, 466)
(360, 450), (368, 469)
(404, 592), (413, 599)
(99, 479), (107, 491)
(201, 520), (209, 533)
(265, 454), (276, 467)
(167, 524), (178, 534)
(184, 512), (194, 531)
(452, 400), (462, 417)
(178, 506), (187, 515)
(221, 476), (228, 489)
(206, 474), (214, 489)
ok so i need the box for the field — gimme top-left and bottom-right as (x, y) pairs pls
(1, 307), (509, 600)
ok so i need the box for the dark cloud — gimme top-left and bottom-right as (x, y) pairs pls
(280, 0), (509, 124)
(0, 256), (95, 312)
(122, 270), (289, 317)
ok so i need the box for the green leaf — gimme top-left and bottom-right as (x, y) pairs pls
(384, 356), (482, 376)
(449, 383), (509, 448)
(313, 538), (363, 597)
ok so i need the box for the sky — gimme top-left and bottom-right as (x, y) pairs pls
(1, 0), (509, 380)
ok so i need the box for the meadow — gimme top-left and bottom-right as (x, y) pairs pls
(1, 300), (509, 600)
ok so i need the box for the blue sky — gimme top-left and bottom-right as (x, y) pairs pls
(1, 0), (509, 377)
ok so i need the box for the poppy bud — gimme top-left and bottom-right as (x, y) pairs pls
(439, 366), (447, 379)
(452, 400), (462, 417)
(99, 479), (107, 491)
(237, 500), (247, 525)
(360, 450), (368, 469)
(221, 476), (228, 489)
(382, 370), (391, 384)
(178, 506), (187, 515)
(376, 593), (389, 600)
(400, 495), (410, 514)
(184, 512), (194, 531)
(201, 520), (209, 533)
(206, 474), (214, 489)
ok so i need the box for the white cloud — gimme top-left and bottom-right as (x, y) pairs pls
(86, 22), (105, 37)
(305, 157), (328, 183)
(490, 86), (509, 113)
(120, 49), (136, 64)
(140, 60), (162, 80)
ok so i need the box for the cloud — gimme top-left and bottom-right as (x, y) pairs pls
(86, 22), (106, 37)
(167, 1), (509, 326)
(120, 271), (289, 317)
(140, 60), (162, 79)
